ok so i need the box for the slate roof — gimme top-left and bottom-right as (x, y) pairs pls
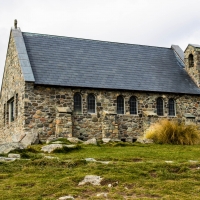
(21, 32), (200, 95)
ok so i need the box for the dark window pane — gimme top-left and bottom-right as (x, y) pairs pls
(74, 93), (82, 113)
(130, 96), (137, 114)
(117, 95), (124, 114)
(169, 98), (175, 116)
(15, 93), (18, 118)
(157, 97), (163, 116)
(10, 100), (14, 122)
(4, 104), (6, 125)
(88, 94), (95, 113)
(189, 54), (194, 67)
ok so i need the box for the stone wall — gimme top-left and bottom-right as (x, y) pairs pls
(23, 84), (200, 140)
(0, 33), (26, 143)
(1, 36), (200, 142)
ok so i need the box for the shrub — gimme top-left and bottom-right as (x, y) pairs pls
(145, 119), (200, 145)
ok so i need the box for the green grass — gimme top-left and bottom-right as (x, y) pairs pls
(1, 142), (200, 199)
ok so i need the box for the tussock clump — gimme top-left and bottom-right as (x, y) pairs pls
(145, 119), (200, 145)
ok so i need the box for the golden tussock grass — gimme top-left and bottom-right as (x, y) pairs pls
(145, 119), (200, 145)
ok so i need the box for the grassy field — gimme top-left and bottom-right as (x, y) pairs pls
(0, 142), (200, 200)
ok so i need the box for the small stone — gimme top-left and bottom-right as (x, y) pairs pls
(56, 119), (62, 124)
(102, 138), (111, 143)
(85, 158), (97, 162)
(36, 110), (42, 115)
(67, 137), (83, 143)
(37, 123), (43, 128)
(51, 141), (64, 144)
(80, 128), (86, 133)
(58, 196), (74, 200)
(78, 175), (102, 186)
(113, 129), (118, 134)
(64, 145), (76, 148)
(96, 193), (108, 197)
(41, 144), (63, 153)
(83, 138), (97, 145)
(97, 161), (110, 164)
(127, 127), (132, 132)
(165, 161), (174, 163)
(189, 160), (198, 163)
(8, 154), (20, 159)
(44, 156), (58, 159)
(92, 117), (98, 122)
(33, 114), (40, 119)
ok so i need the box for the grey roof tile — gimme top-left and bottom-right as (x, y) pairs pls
(22, 32), (200, 94)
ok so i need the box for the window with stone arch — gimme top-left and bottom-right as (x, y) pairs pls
(189, 54), (194, 67)
(74, 93), (82, 114)
(130, 96), (137, 115)
(168, 98), (176, 116)
(87, 94), (95, 113)
(157, 97), (164, 116)
(117, 95), (124, 114)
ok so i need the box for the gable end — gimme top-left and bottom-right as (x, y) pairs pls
(12, 28), (35, 82)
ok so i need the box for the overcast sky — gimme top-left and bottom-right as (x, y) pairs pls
(1, 0), (200, 87)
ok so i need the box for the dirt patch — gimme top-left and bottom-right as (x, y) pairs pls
(132, 158), (143, 162)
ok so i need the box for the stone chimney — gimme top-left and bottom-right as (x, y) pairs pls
(14, 19), (17, 29)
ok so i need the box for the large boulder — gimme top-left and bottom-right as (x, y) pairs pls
(20, 132), (39, 146)
(0, 142), (25, 154)
(12, 132), (39, 146)
(41, 144), (76, 153)
(41, 144), (63, 153)
(83, 138), (97, 145)
(67, 137), (83, 144)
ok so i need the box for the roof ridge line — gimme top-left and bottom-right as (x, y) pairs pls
(22, 31), (171, 50)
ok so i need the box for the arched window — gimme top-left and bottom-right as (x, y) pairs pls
(189, 54), (194, 67)
(74, 93), (82, 113)
(117, 95), (124, 114)
(169, 98), (175, 116)
(157, 97), (164, 116)
(130, 96), (137, 115)
(88, 94), (95, 113)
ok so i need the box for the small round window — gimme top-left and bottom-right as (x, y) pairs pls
(189, 54), (194, 67)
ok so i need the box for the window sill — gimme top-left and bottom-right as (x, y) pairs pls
(117, 114), (139, 116)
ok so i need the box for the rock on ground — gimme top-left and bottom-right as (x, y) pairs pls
(58, 196), (74, 200)
(64, 145), (76, 148)
(78, 175), (102, 186)
(85, 158), (97, 162)
(41, 144), (76, 153)
(20, 132), (39, 146)
(96, 193), (108, 197)
(8, 154), (21, 159)
(67, 137), (83, 144)
(85, 158), (110, 164)
(136, 138), (153, 144)
(83, 138), (97, 145)
(0, 142), (25, 154)
(41, 144), (63, 153)
(102, 138), (111, 143)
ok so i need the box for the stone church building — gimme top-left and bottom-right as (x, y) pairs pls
(1, 23), (200, 143)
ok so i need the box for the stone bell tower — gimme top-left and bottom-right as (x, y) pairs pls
(184, 44), (200, 87)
